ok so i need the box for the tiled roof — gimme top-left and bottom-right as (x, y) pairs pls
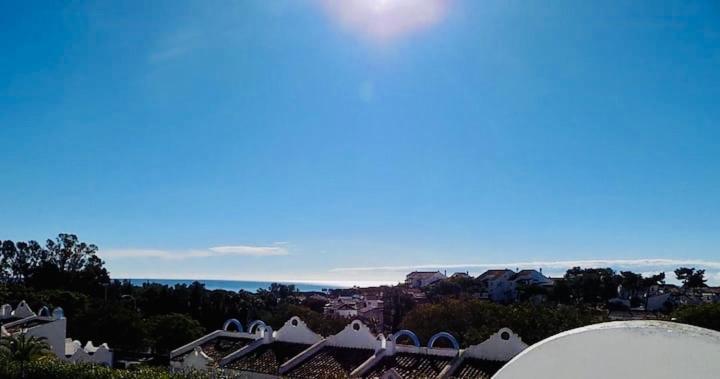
(407, 271), (441, 279)
(363, 353), (453, 379)
(286, 346), (375, 378)
(450, 358), (506, 379)
(478, 270), (513, 281)
(172, 336), (252, 364)
(223, 342), (310, 375)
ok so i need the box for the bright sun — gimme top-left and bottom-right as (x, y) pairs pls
(320, 0), (450, 42)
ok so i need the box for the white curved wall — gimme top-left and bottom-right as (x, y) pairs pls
(494, 321), (720, 379)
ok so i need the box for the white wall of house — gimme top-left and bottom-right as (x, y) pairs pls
(494, 321), (720, 379)
(487, 272), (517, 303)
(25, 318), (67, 358)
(336, 308), (358, 318)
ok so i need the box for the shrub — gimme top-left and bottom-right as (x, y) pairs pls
(0, 356), (209, 379)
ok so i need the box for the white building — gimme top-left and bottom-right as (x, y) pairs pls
(512, 269), (553, 287)
(0, 300), (112, 366)
(405, 271), (447, 288)
(477, 269), (517, 303)
(477, 269), (553, 303)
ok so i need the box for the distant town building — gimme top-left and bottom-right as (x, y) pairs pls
(477, 269), (517, 303)
(511, 269), (553, 287)
(451, 271), (471, 279)
(405, 271), (447, 288)
(476, 269), (553, 303)
(323, 294), (384, 327)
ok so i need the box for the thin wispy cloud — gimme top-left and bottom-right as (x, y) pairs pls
(331, 258), (720, 273)
(101, 244), (289, 260)
(148, 30), (201, 64)
(208, 245), (289, 256)
(149, 46), (192, 63)
(319, 0), (450, 42)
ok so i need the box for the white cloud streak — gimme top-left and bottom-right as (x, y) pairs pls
(101, 244), (289, 260)
(331, 258), (720, 273)
(208, 245), (289, 256)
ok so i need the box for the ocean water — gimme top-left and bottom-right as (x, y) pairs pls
(124, 278), (343, 293)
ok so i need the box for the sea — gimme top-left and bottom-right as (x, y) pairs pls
(123, 278), (345, 293)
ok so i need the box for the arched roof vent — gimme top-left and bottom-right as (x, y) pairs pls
(222, 318), (244, 333)
(52, 307), (65, 320)
(391, 330), (421, 347)
(38, 306), (51, 317)
(428, 332), (459, 349)
(248, 320), (267, 334)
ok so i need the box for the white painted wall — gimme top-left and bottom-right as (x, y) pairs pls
(25, 318), (66, 358)
(274, 316), (323, 345)
(463, 328), (527, 362)
(494, 321), (720, 379)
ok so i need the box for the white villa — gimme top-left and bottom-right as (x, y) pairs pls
(477, 269), (553, 303)
(0, 300), (113, 367)
(405, 271), (447, 288)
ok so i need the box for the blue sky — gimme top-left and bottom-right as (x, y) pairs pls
(1, 1), (719, 285)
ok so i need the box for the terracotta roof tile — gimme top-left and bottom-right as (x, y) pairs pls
(363, 353), (453, 378)
(450, 358), (506, 379)
(223, 342), (310, 375)
(173, 336), (253, 365)
(286, 346), (374, 378)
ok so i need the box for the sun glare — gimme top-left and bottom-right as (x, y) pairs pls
(320, 0), (450, 42)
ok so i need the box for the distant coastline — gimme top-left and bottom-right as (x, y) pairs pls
(121, 278), (347, 293)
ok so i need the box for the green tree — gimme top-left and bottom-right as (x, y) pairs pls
(672, 303), (720, 331)
(674, 267), (707, 289)
(641, 272), (665, 288)
(0, 334), (51, 378)
(401, 299), (604, 346)
(563, 267), (619, 304)
(144, 313), (205, 355)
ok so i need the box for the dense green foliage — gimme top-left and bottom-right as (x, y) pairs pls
(672, 303), (720, 331)
(0, 357), (208, 379)
(0, 234), (346, 362)
(401, 299), (605, 346)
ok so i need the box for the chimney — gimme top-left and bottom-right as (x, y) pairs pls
(539, 268), (543, 274)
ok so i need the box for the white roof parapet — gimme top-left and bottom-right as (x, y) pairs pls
(462, 327), (528, 361)
(65, 339), (82, 356)
(274, 316), (323, 345)
(90, 343), (113, 366)
(84, 341), (98, 353)
(68, 347), (92, 364)
(494, 321), (720, 379)
(326, 319), (382, 350)
(350, 349), (389, 377)
(181, 347), (213, 371)
(0, 304), (12, 319)
(12, 300), (35, 319)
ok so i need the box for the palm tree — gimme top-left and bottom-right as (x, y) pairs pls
(0, 333), (51, 378)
